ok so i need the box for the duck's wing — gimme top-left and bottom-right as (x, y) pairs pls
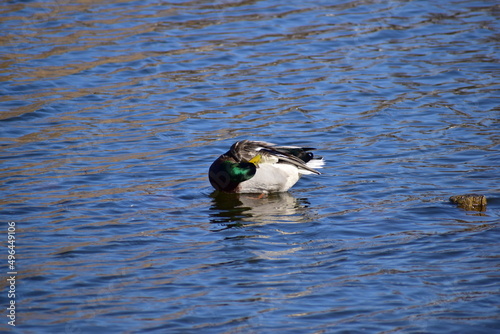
(230, 140), (323, 175)
(259, 145), (322, 175)
(229, 140), (275, 162)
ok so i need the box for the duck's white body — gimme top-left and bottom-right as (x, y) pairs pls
(238, 158), (324, 193)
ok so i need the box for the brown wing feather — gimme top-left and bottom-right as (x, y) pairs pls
(230, 140), (321, 175)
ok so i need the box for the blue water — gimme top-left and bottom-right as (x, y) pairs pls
(1, 0), (499, 333)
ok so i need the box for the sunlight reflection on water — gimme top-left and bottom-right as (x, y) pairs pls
(1, 0), (499, 332)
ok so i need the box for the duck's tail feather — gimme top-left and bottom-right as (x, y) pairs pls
(297, 157), (324, 175)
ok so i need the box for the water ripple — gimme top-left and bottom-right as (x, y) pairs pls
(1, 0), (499, 333)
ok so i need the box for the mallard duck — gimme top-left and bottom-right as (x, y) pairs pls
(209, 140), (324, 193)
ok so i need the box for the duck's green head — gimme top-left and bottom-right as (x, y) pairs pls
(209, 159), (256, 192)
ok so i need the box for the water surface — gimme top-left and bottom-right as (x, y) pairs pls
(1, 0), (499, 333)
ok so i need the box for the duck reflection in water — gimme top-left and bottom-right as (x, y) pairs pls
(209, 191), (312, 229)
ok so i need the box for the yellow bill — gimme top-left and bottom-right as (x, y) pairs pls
(249, 154), (262, 164)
